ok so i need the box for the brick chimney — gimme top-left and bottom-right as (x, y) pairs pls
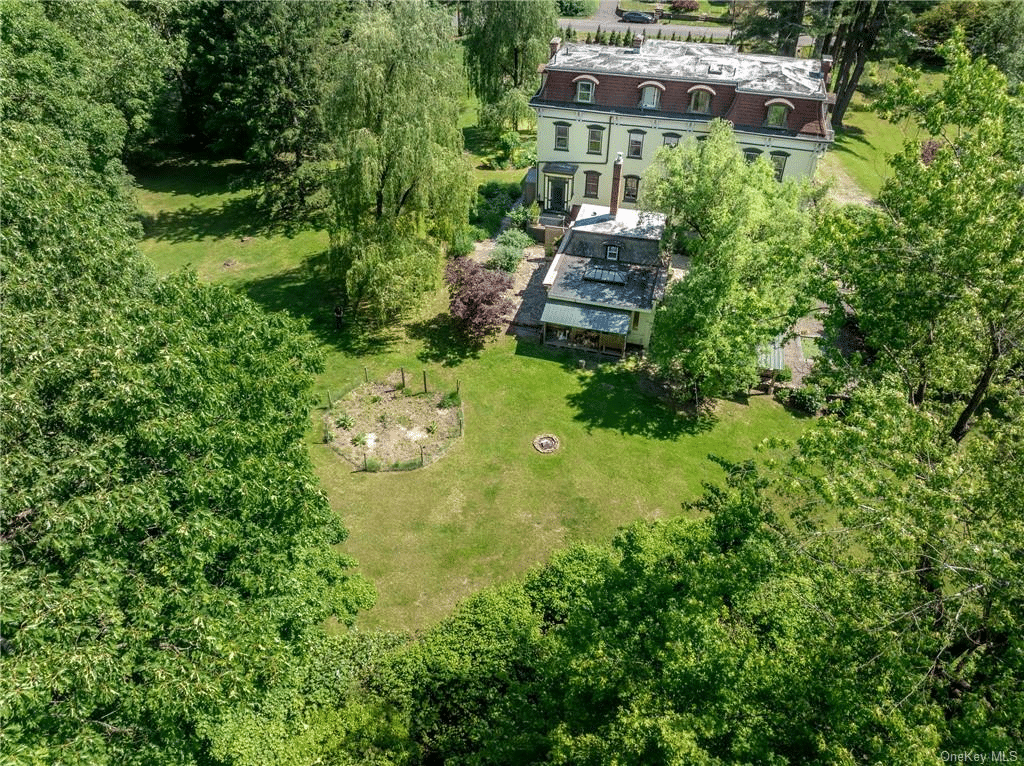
(549, 37), (562, 61)
(632, 34), (643, 53)
(609, 152), (623, 217)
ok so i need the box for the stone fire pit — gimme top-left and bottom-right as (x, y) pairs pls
(533, 434), (560, 453)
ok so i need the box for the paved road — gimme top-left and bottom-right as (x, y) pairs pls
(558, 0), (735, 40)
(558, 0), (815, 47)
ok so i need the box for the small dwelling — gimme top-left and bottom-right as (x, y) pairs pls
(540, 201), (668, 357)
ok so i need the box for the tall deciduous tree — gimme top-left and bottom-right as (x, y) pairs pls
(463, 0), (556, 131)
(819, 36), (1024, 440)
(641, 121), (816, 402)
(1, 10), (374, 760)
(325, 1), (472, 322)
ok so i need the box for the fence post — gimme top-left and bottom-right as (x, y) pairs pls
(457, 379), (460, 395)
(420, 445), (425, 466)
(401, 367), (405, 388)
(423, 370), (427, 394)
(363, 453), (367, 471)
(326, 390), (332, 408)
(364, 366), (368, 383)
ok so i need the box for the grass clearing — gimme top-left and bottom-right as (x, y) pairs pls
(829, 63), (945, 198)
(135, 154), (810, 632)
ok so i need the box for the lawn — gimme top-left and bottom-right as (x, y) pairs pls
(828, 64), (945, 198)
(135, 158), (810, 632)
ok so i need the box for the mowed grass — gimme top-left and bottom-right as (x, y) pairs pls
(136, 159), (810, 633)
(829, 64), (946, 198)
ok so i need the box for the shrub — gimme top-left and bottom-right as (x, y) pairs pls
(470, 181), (521, 236)
(787, 385), (825, 414)
(507, 203), (539, 231)
(352, 432), (368, 447)
(391, 459), (420, 472)
(496, 228), (533, 250)
(364, 457), (382, 472)
(671, 0), (699, 11)
(427, 421), (438, 435)
(448, 228), (477, 258)
(488, 244), (523, 273)
(336, 413), (356, 430)
(446, 258), (514, 342)
(439, 390), (461, 409)
(776, 366), (793, 383)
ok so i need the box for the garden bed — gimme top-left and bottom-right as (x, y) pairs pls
(324, 371), (463, 472)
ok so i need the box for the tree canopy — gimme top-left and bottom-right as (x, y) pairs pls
(1, 6), (373, 761)
(324, 1), (472, 322)
(817, 36), (1024, 440)
(641, 121), (817, 401)
(463, 0), (556, 132)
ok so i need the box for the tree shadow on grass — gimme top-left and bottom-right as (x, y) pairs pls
(406, 312), (483, 367)
(238, 251), (398, 356)
(140, 196), (275, 243)
(566, 362), (716, 440)
(133, 157), (249, 198)
(513, 339), (715, 439)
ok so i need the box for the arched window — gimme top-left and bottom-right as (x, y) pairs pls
(743, 147), (763, 162)
(764, 98), (795, 128)
(687, 85), (715, 114)
(663, 132), (681, 147)
(637, 81), (665, 110)
(574, 74), (599, 103)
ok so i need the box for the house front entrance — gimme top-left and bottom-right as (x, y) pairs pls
(546, 177), (568, 212)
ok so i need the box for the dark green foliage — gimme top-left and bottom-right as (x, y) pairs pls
(439, 391), (462, 409)
(470, 181), (522, 236)
(786, 383), (825, 413)
(1, 19), (373, 759)
(556, 0), (598, 17)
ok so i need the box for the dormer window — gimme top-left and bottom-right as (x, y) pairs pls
(573, 75), (599, 104)
(687, 85), (715, 115)
(637, 81), (664, 110)
(689, 90), (711, 113)
(606, 245), (619, 261)
(764, 98), (795, 128)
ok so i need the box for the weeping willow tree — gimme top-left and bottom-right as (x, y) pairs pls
(325, 1), (472, 322)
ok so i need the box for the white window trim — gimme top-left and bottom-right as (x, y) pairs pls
(764, 97), (796, 109)
(686, 84), (717, 96)
(573, 74), (599, 104)
(606, 245), (619, 261)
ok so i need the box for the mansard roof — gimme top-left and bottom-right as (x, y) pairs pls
(545, 40), (828, 100)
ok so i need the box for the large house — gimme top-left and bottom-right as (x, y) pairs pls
(530, 36), (834, 217)
(539, 176), (670, 357)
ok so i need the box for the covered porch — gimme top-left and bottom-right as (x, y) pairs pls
(540, 300), (631, 358)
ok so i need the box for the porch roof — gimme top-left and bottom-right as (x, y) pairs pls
(541, 299), (631, 335)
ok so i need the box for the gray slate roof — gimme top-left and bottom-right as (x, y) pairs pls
(547, 40), (828, 99)
(549, 255), (663, 312)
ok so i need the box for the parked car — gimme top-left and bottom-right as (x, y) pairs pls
(621, 11), (656, 23)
